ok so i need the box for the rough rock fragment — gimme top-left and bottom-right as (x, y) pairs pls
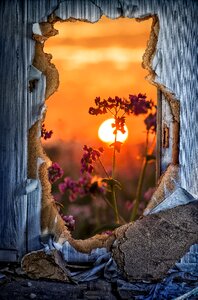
(112, 202), (198, 281)
(21, 250), (70, 282)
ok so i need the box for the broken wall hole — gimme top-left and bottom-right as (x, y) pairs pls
(28, 11), (180, 251)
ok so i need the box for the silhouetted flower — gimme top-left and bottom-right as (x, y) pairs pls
(48, 162), (64, 184)
(89, 94), (155, 125)
(126, 94), (154, 115)
(110, 141), (123, 153)
(89, 176), (107, 195)
(81, 145), (104, 174)
(112, 116), (126, 135)
(41, 123), (53, 140)
(89, 96), (126, 116)
(144, 112), (157, 132)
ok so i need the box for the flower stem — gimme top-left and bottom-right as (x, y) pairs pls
(130, 131), (149, 221)
(111, 127), (120, 224)
(111, 187), (120, 223)
(130, 157), (148, 221)
(148, 133), (156, 155)
(112, 124), (117, 179)
(101, 195), (126, 224)
(98, 157), (110, 178)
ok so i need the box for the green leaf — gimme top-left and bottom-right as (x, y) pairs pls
(146, 154), (156, 162)
(109, 141), (123, 153)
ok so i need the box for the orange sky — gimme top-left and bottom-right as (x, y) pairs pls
(44, 16), (156, 155)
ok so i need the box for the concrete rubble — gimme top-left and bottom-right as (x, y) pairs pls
(21, 202), (198, 282)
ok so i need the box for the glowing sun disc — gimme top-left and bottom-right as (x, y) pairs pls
(98, 118), (128, 143)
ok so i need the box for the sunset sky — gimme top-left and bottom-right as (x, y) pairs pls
(44, 16), (156, 170)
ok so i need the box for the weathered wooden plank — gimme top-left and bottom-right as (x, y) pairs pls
(152, 0), (198, 197)
(92, 0), (122, 19)
(26, 186), (42, 252)
(160, 93), (174, 172)
(156, 89), (162, 180)
(0, 250), (18, 262)
(126, 0), (198, 197)
(0, 0), (27, 253)
(55, 0), (101, 22)
(0, 0), (61, 260)
(24, 0), (62, 256)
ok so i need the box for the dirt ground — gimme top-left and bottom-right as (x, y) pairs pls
(1, 262), (198, 300)
(0, 263), (117, 300)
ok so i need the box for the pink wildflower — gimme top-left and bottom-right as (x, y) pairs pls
(61, 214), (75, 231)
(58, 174), (107, 202)
(48, 162), (64, 184)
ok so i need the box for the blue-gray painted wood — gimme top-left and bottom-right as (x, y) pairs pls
(147, 187), (197, 215)
(0, 0), (60, 260)
(26, 182), (42, 252)
(160, 93), (174, 172)
(55, 0), (102, 22)
(0, 0), (197, 267)
(176, 244), (198, 273)
(0, 0), (27, 255)
(0, 250), (18, 262)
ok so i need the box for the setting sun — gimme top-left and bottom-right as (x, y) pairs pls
(44, 17), (156, 143)
(98, 118), (128, 144)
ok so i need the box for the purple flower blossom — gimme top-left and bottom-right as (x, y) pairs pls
(61, 214), (75, 231)
(126, 94), (154, 115)
(101, 231), (113, 236)
(80, 145), (104, 174)
(89, 94), (155, 118)
(144, 112), (157, 133)
(58, 174), (107, 202)
(112, 116), (126, 135)
(41, 123), (53, 140)
(89, 94), (156, 146)
(48, 162), (64, 184)
(53, 193), (62, 202)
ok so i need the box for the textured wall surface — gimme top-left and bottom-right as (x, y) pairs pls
(0, 0), (197, 260)
(0, 0), (61, 260)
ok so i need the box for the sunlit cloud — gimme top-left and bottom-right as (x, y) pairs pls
(45, 46), (145, 70)
(53, 17), (152, 39)
(50, 34), (150, 48)
(43, 17), (156, 145)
